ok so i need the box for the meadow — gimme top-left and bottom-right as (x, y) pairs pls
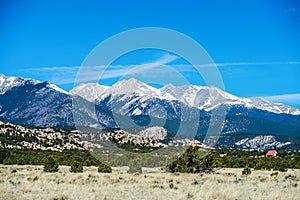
(0, 165), (299, 200)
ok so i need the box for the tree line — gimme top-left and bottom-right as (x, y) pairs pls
(1, 146), (300, 174)
(0, 148), (111, 173)
(167, 146), (300, 173)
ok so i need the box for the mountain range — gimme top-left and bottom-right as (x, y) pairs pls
(0, 74), (300, 149)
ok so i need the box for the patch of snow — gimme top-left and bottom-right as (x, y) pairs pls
(70, 83), (108, 102)
(132, 108), (142, 116)
(0, 74), (39, 94)
(235, 138), (249, 145)
(48, 83), (69, 95)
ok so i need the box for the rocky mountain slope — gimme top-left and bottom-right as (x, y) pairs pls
(0, 121), (92, 151)
(0, 121), (203, 152)
(72, 78), (300, 137)
(73, 78), (300, 115)
(1, 74), (300, 150)
(0, 74), (115, 128)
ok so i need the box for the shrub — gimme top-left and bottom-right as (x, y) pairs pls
(33, 176), (39, 181)
(84, 159), (91, 166)
(270, 172), (279, 176)
(70, 160), (83, 173)
(285, 174), (296, 180)
(43, 156), (59, 172)
(17, 157), (26, 165)
(167, 146), (215, 173)
(98, 163), (112, 173)
(242, 165), (251, 175)
(192, 179), (199, 185)
(274, 160), (288, 172)
(3, 157), (14, 165)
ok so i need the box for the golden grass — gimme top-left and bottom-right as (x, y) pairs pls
(0, 165), (299, 200)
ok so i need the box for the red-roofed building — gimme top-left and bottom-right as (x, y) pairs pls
(266, 150), (277, 157)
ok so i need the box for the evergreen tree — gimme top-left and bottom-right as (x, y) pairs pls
(168, 146), (216, 173)
(98, 163), (112, 173)
(43, 156), (59, 172)
(70, 160), (83, 173)
(17, 157), (26, 165)
(3, 157), (14, 165)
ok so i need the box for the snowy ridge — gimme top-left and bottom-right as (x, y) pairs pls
(72, 78), (300, 116)
(98, 78), (159, 101)
(0, 74), (39, 94)
(47, 82), (69, 95)
(70, 83), (108, 102)
(0, 74), (69, 95)
(0, 74), (299, 147)
(0, 74), (107, 128)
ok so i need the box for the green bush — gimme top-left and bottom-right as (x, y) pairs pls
(70, 160), (83, 173)
(98, 163), (112, 173)
(274, 160), (288, 172)
(167, 146), (216, 173)
(43, 156), (59, 172)
(0, 148), (103, 167)
(270, 172), (278, 176)
(84, 159), (92, 166)
(3, 157), (14, 165)
(242, 165), (251, 175)
(17, 157), (26, 165)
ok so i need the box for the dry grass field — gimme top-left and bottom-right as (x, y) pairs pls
(0, 165), (299, 200)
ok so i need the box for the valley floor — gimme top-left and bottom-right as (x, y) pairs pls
(0, 165), (299, 200)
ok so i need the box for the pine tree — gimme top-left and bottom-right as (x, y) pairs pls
(98, 163), (112, 173)
(17, 156), (26, 165)
(70, 160), (83, 173)
(43, 156), (59, 172)
(3, 157), (14, 165)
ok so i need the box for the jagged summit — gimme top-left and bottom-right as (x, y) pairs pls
(0, 74), (68, 95)
(70, 83), (108, 102)
(0, 74), (39, 94)
(109, 78), (157, 96)
(0, 73), (299, 138)
(71, 78), (300, 115)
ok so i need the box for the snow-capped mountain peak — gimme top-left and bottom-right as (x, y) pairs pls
(71, 78), (300, 116)
(70, 83), (108, 102)
(0, 74), (39, 94)
(0, 74), (68, 96)
(109, 78), (157, 96)
(246, 97), (300, 115)
(0, 74), (299, 143)
(160, 84), (240, 109)
(70, 78), (300, 116)
(46, 82), (69, 95)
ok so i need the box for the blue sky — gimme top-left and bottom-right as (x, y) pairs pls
(0, 0), (299, 107)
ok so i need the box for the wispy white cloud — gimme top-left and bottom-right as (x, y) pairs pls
(154, 53), (179, 64)
(20, 53), (180, 85)
(124, 53), (179, 75)
(75, 53), (179, 83)
(261, 93), (300, 106)
(20, 59), (300, 85)
(197, 61), (300, 67)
